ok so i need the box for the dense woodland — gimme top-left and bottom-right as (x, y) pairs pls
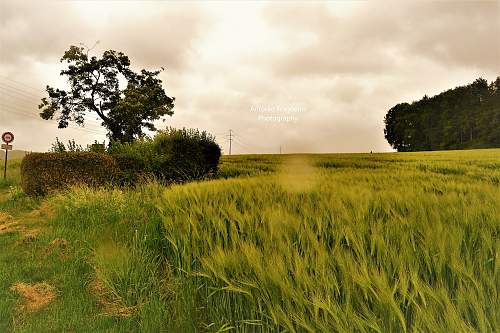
(384, 77), (500, 152)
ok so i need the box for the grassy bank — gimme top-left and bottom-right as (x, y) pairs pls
(1, 149), (499, 332)
(0, 158), (22, 190)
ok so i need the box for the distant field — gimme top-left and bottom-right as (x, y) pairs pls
(0, 158), (22, 190)
(1, 149), (499, 332)
(0, 150), (27, 160)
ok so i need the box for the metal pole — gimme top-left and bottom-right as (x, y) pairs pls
(3, 148), (7, 180)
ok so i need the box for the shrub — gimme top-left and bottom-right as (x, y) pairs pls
(88, 140), (106, 153)
(109, 128), (221, 183)
(152, 128), (221, 181)
(108, 139), (156, 184)
(112, 153), (146, 185)
(21, 152), (121, 195)
(50, 137), (107, 153)
(50, 137), (85, 152)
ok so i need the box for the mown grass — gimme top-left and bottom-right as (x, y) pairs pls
(1, 149), (499, 332)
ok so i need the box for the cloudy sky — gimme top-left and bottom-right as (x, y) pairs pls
(0, 0), (498, 154)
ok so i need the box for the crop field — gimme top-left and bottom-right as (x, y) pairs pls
(1, 149), (499, 332)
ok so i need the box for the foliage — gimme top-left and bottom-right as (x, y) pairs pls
(109, 127), (221, 183)
(39, 45), (175, 142)
(50, 138), (106, 154)
(50, 137), (66, 153)
(384, 77), (500, 151)
(49, 137), (85, 153)
(20, 152), (121, 195)
(112, 153), (147, 185)
(152, 128), (221, 181)
(6, 185), (24, 202)
(88, 140), (106, 153)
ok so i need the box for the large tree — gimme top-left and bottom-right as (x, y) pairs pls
(39, 45), (175, 142)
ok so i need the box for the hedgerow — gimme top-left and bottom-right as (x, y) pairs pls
(21, 152), (121, 196)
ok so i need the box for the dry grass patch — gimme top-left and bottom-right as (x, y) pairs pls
(10, 282), (56, 312)
(50, 238), (69, 249)
(17, 228), (41, 244)
(27, 202), (55, 219)
(0, 211), (12, 222)
(90, 278), (135, 317)
(0, 211), (21, 234)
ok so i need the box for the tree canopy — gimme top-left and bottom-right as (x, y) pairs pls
(39, 45), (175, 142)
(384, 77), (500, 152)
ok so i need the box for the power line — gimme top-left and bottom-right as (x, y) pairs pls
(233, 136), (258, 149)
(232, 137), (252, 149)
(0, 75), (45, 93)
(224, 131), (265, 154)
(0, 91), (104, 130)
(0, 102), (106, 133)
(0, 83), (44, 101)
(233, 132), (283, 154)
(0, 103), (107, 135)
(0, 89), (103, 128)
(0, 79), (107, 128)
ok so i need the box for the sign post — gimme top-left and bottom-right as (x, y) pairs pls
(2, 132), (14, 180)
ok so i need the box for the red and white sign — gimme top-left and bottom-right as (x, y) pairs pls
(1, 132), (14, 144)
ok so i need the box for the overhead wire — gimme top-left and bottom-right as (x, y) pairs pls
(0, 77), (108, 129)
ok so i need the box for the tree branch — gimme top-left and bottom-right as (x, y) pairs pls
(90, 70), (110, 122)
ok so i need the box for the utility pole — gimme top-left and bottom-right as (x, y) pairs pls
(229, 129), (232, 155)
(279, 145), (282, 154)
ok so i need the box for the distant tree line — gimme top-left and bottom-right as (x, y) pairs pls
(384, 77), (500, 152)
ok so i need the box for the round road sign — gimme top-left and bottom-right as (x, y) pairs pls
(2, 132), (14, 144)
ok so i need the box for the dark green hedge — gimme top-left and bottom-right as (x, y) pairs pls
(112, 153), (146, 185)
(152, 128), (221, 181)
(21, 152), (121, 196)
(109, 128), (221, 183)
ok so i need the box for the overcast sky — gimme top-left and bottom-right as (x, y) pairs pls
(1, 0), (498, 154)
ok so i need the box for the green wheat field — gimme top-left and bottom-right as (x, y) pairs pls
(1, 149), (499, 332)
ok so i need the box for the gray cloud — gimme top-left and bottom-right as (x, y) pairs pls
(0, 1), (498, 153)
(0, 1), (86, 66)
(0, 1), (209, 71)
(265, 1), (499, 78)
(97, 5), (210, 71)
